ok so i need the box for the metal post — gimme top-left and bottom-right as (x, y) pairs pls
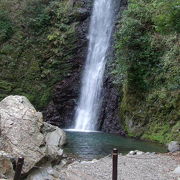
(14, 157), (24, 180)
(112, 148), (118, 180)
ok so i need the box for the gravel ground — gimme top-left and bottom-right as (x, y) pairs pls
(59, 153), (180, 180)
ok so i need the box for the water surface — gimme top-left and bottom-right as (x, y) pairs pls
(64, 131), (166, 160)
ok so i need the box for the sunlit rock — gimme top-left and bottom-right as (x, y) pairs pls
(0, 96), (66, 174)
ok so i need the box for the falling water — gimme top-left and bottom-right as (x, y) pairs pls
(74, 0), (115, 131)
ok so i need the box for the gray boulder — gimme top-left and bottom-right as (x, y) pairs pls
(43, 122), (66, 159)
(41, 122), (67, 146)
(45, 126), (66, 147)
(127, 151), (136, 155)
(167, 141), (180, 152)
(25, 158), (68, 180)
(0, 96), (66, 174)
(25, 163), (59, 180)
(0, 96), (45, 173)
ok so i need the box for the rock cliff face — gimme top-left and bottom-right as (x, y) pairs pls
(44, 0), (128, 133)
(98, 0), (128, 134)
(44, 0), (92, 128)
(98, 76), (124, 134)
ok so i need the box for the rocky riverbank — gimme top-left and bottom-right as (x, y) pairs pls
(59, 152), (180, 180)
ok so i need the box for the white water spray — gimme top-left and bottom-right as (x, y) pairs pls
(74, 0), (115, 131)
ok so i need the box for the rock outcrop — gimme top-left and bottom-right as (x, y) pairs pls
(98, 0), (127, 135)
(98, 76), (124, 134)
(0, 96), (66, 177)
(44, 0), (92, 128)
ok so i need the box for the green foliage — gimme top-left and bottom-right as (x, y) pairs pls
(115, 0), (163, 92)
(0, 81), (12, 93)
(0, 10), (13, 43)
(23, 0), (51, 35)
(0, 0), (78, 109)
(153, 0), (180, 34)
(115, 0), (180, 143)
(142, 123), (172, 143)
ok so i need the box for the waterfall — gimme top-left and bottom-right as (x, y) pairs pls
(74, 0), (115, 131)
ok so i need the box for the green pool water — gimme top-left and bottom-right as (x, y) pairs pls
(63, 130), (167, 160)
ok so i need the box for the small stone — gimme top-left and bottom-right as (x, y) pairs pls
(151, 152), (156, 155)
(167, 141), (180, 152)
(92, 159), (98, 163)
(173, 166), (180, 175)
(135, 150), (144, 155)
(128, 151), (136, 155)
(62, 154), (68, 158)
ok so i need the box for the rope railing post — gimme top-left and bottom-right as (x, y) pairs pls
(14, 157), (24, 180)
(112, 148), (118, 180)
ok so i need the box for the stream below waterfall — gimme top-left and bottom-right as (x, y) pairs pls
(64, 131), (166, 160)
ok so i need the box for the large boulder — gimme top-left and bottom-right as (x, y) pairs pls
(0, 96), (66, 174)
(0, 96), (45, 173)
